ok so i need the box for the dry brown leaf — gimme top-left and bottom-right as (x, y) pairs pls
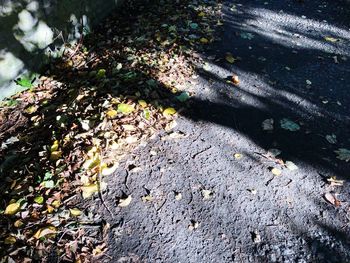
(324, 193), (341, 207)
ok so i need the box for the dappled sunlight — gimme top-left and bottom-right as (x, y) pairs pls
(225, 7), (350, 56)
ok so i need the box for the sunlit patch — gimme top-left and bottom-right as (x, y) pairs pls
(226, 7), (350, 56)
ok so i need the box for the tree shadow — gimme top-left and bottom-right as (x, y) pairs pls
(1, 0), (350, 261)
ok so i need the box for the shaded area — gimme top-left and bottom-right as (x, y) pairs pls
(0, 0), (350, 262)
(0, 0), (124, 99)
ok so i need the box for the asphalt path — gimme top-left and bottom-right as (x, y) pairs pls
(101, 1), (350, 262)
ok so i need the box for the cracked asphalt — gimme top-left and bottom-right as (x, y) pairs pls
(95, 0), (350, 262)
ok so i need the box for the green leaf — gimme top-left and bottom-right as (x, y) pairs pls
(189, 23), (199, 30)
(34, 196), (44, 204)
(117, 103), (135, 114)
(326, 134), (337, 144)
(41, 180), (55, 188)
(96, 69), (106, 78)
(146, 79), (157, 88)
(176, 92), (190, 102)
(335, 148), (350, 162)
(280, 118), (300, 131)
(143, 109), (150, 120)
(15, 77), (33, 88)
(240, 32), (254, 40)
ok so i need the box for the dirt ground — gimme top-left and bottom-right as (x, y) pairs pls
(96, 0), (350, 262)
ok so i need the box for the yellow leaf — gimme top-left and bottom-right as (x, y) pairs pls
(14, 219), (24, 228)
(101, 163), (119, 176)
(200, 38), (209, 44)
(271, 168), (281, 176)
(4, 203), (20, 215)
(81, 184), (99, 199)
(70, 208), (82, 216)
(225, 54), (236, 63)
(142, 195), (154, 202)
(163, 107), (177, 116)
(324, 36), (338, 42)
(234, 153), (242, 159)
(25, 105), (38, 114)
(198, 11), (205, 17)
(47, 205), (54, 213)
(138, 100), (147, 108)
(50, 151), (62, 161)
(51, 200), (60, 208)
(50, 140), (59, 152)
(106, 109), (118, 118)
(117, 103), (135, 114)
(34, 226), (56, 239)
(118, 195), (132, 207)
(4, 236), (16, 244)
(83, 153), (101, 170)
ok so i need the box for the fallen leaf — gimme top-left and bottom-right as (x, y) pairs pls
(163, 107), (177, 116)
(141, 195), (154, 202)
(4, 236), (16, 244)
(335, 148), (350, 162)
(70, 208), (82, 216)
(200, 37), (209, 44)
(41, 180), (55, 189)
(106, 109), (118, 118)
(96, 69), (106, 78)
(4, 203), (21, 215)
(34, 226), (57, 239)
(203, 63), (211, 71)
(81, 184), (99, 199)
(101, 163), (119, 176)
(285, 161), (298, 171)
(252, 231), (261, 243)
(225, 54), (236, 64)
(175, 192), (182, 201)
(327, 177), (344, 186)
(202, 189), (213, 200)
(240, 32), (254, 40)
(138, 100), (147, 107)
(232, 75), (239, 85)
(324, 193), (341, 207)
(271, 167), (281, 176)
(268, 148), (281, 157)
(51, 200), (60, 208)
(248, 188), (257, 195)
(34, 196), (44, 204)
(326, 134), (337, 144)
(118, 195), (132, 207)
(280, 118), (300, 131)
(176, 92), (190, 102)
(117, 103), (135, 114)
(324, 36), (338, 42)
(14, 219), (24, 228)
(50, 151), (62, 161)
(262, 119), (274, 131)
(188, 220), (199, 231)
(234, 153), (242, 159)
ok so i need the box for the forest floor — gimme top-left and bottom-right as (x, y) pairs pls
(1, 0), (350, 262)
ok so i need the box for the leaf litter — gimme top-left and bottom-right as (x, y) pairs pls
(0, 0), (223, 261)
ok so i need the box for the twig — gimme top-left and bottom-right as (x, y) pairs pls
(98, 141), (114, 219)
